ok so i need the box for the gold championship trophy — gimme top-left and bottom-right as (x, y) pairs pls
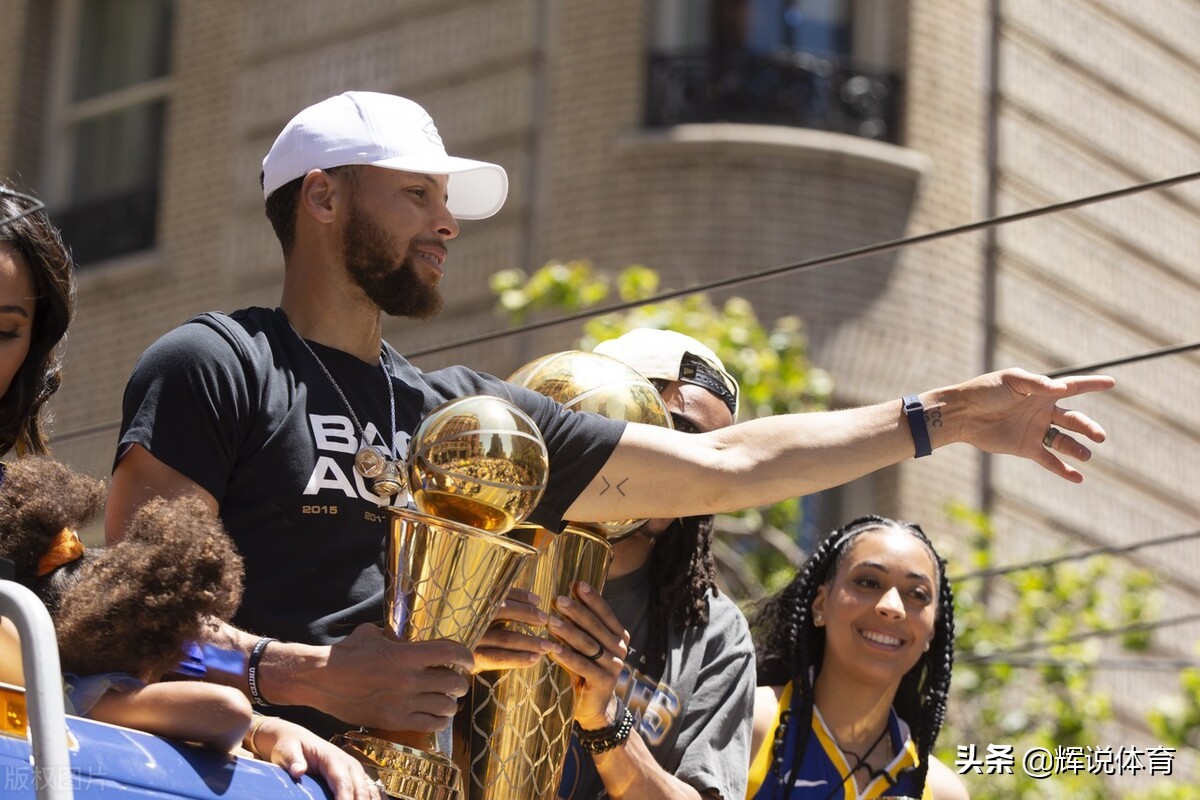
(454, 351), (672, 800)
(338, 396), (549, 800)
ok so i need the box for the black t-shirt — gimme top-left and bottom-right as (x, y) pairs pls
(117, 308), (624, 718)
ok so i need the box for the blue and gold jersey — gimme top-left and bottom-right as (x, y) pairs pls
(747, 682), (930, 800)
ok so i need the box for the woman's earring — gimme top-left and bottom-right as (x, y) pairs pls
(813, 614), (824, 626)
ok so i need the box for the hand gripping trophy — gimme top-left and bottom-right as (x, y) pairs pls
(338, 395), (549, 800)
(454, 352), (672, 800)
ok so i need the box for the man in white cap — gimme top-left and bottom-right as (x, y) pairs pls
(105, 91), (1113, 748)
(549, 329), (751, 800)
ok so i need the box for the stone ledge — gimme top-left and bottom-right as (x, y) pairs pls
(617, 124), (930, 183)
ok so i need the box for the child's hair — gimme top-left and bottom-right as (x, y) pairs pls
(0, 457), (244, 680)
(0, 457), (106, 616)
(751, 515), (956, 797)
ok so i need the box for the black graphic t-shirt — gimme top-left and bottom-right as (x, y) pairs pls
(117, 307), (624, 731)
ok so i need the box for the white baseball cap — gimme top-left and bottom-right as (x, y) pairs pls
(594, 328), (739, 419)
(261, 91), (509, 220)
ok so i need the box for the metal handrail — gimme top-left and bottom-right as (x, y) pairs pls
(0, 581), (74, 800)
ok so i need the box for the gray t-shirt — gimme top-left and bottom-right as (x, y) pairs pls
(557, 561), (755, 799)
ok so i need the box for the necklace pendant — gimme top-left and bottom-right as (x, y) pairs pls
(355, 445), (388, 479)
(371, 459), (405, 499)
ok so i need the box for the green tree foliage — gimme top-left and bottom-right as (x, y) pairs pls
(942, 502), (1183, 799)
(490, 260), (830, 595)
(490, 260), (833, 419)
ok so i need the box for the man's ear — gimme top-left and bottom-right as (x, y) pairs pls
(298, 169), (340, 224)
(811, 585), (827, 627)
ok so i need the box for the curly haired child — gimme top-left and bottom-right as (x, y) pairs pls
(0, 457), (379, 800)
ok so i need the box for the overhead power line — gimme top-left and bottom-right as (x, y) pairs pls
(962, 655), (1200, 671)
(950, 528), (1200, 582)
(1047, 340), (1200, 379)
(957, 611), (1200, 663)
(405, 168), (1200, 359)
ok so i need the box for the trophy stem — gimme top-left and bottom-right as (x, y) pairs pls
(455, 525), (613, 800)
(340, 509), (536, 800)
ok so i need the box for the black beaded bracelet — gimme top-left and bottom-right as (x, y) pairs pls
(247, 636), (277, 708)
(575, 703), (635, 755)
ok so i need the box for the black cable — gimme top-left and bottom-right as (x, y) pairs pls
(404, 168), (1200, 359)
(963, 655), (1200, 671)
(950, 528), (1200, 582)
(1046, 340), (1200, 378)
(957, 611), (1200, 663)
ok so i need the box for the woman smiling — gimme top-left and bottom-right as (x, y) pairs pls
(747, 516), (968, 800)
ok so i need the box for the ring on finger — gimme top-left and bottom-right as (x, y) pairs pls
(1042, 426), (1060, 448)
(581, 638), (605, 661)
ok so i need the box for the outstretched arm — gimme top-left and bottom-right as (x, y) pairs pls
(565, 369), (1114, 523)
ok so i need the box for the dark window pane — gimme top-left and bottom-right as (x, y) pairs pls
(74, 0), (173, 100)
(70, 100), (165, 203)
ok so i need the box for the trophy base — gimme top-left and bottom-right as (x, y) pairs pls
(337, 731), (463, 800)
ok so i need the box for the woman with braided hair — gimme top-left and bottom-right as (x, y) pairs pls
(746, 516), (967, 800)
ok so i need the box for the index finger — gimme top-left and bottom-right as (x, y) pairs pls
(571, 582), (627, 640)
(1052, 374), (1116, 398)
(409, 639), (475, 672)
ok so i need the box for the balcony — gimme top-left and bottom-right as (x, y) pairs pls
(646, 49), (902, 144)
(54, 184), (158, 267)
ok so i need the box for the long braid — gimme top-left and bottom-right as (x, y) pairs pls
(749, 515), (953, 799)
(642, 514), (717, 677)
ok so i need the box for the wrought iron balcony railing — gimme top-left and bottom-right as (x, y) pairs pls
(54, 184), (158, 267)
(646, 48), (902, 143)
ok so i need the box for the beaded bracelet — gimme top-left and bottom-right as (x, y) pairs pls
(247, 636), (277, 708)
(575, 703), (635, 755)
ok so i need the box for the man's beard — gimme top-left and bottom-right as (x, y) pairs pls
(342, 196), (444, 319)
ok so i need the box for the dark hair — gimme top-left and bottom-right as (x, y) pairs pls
(640, 513), (719, 676)
(751, 515), (955, 797)
(0, 456), (105, 617)
(0, 457), (244, 681)
(0, 184), (75, 455)
(261, 165), (359, 257)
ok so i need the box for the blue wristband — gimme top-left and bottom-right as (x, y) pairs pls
(903, 395), (932, 458)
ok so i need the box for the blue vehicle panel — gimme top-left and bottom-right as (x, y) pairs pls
(0, 714), (333, 799)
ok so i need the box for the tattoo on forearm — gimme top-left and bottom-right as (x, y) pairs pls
(598, 476), (629, 497)
(925, 408), (943, 428)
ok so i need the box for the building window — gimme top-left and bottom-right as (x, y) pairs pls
(46, 0), (174, 266)
(647, 0), (904, 142)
